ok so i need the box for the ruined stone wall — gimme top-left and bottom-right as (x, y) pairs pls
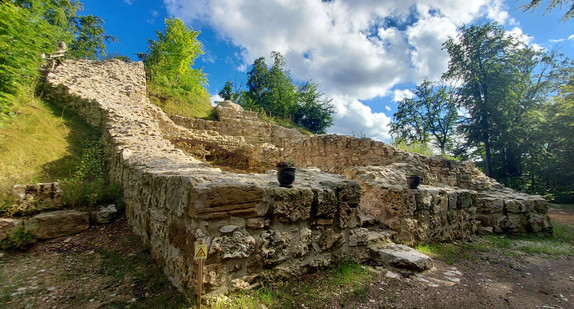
(43, 60), (397, 298)
(171, 101), (304, 148)
(279, 135), (552, 243)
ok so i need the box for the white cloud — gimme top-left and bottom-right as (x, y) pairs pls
(164, 0), (513, 142)
(124, 0), (133, 5)
(550, 38), (565, 43)
(385, 105), (392, 111)
(393, 89), (415, 102)
(569, 35), (574, 41)
(146, 10), (159, 24)
(209, 94), (223, 106)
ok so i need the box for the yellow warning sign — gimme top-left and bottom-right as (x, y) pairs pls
(194, 244), (208, 260)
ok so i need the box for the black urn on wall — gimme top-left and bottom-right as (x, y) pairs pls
(276, 159), (296, 188)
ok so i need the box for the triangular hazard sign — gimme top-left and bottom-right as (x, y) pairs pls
(196, 247), (206, 257)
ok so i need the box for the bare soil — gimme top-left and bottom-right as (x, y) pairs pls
(1, 209), (573, 309)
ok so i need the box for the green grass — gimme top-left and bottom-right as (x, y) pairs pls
(147, 82), (216, 119)
(0, 90), (122, 216)
(0, 90), (98, 193)
(417, 223), (574, 263)
(208, 262), (374, 309)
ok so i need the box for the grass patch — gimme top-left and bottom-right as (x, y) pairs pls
(0, 227), (36, 251)
(0, 91), (97, 193)
(209, 262), (374, 308)
(147, 82), (215, 119)
(417, 224), (574, 263)
(0, 90), (122, 217)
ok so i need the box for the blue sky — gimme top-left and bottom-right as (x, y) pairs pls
(81, 0), (573, 142)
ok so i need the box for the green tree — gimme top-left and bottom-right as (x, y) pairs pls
(294, 82), (334, 134)
(443, 23), (533, 176)
(142, 18), (207, 96)
(244, 57), (269, 110)
(390, 81), (458, 155)
(263, 51), (298, 118)
(69, 14), (117, 59)
(521, 0), (574, 21)
(231, 51), (334, 133)
(0, 2), (61, 113)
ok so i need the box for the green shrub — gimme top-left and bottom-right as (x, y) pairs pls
(0, 227), (36, 251)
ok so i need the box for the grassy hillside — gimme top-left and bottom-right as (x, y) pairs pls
(147, 82), (216, 119)
(0, 89), (120, 216)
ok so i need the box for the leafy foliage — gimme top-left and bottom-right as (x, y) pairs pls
(0, 0), (115, 118)
(140, 18), (207, 97)
(222, 52), (334, 134)
(0, 227), (36, 251)
(390, 80), (458, 154)
(521, 0), (574, 21)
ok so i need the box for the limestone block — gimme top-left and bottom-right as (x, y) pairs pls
(292, 228), (312, 257)
(348, 228), (369, 247)
(527, 214), (552, 233)
(210, 229), (255, 259)
(26, 210), (89, 239)
(505, 200), (527, 213)
(89, 204), (117, 224)
(369, 244), (433, 272)
(261, 230), (292, 266)
(338, 203), (361, 229)
(0, 218), (23, 240)
(193, 183), (268, 220)
(267, 187), (314, 222)
(313, 189), (337, 218)
(246, 218), (267, 229)
(204, 263), (226, 289)
(313, 228), (343, 252)
(477, 197), (504, 214)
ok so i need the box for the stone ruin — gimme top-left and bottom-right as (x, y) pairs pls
(42, 59), (552, 298)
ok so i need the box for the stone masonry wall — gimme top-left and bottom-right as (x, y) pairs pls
(43, 60), (396, 298)
(171, 101), (304, 148)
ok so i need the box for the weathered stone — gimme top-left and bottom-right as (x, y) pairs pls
(292, 228), (312, 257)
(267, 187), (314, 222)
(369, 244), (433, 272)
(0, 218), (23, 240)
(313, 189), (338, 218)
(26, 210), (89, 239)
(360, 213), (376, 226)
(313, 228), (343, 252)
(219, 225), (237, 234)
(210, 229), (255, 259)
(261, 230), (292, 266)
(90, 204), (117, 224)
(349, 228), (369, 247)
(246, 218), (267, 229)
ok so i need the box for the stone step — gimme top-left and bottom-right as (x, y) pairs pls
(369, 243), (433, 272)
(366, 229), (396, 245)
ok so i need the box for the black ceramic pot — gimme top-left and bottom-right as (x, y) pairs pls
(407, 175), (422, 189)
(277, 167), (296, 188)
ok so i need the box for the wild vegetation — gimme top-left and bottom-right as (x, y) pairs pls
(218, 52), (335, 134)
(0, 0), (121, 216)
(390, 22), (574, 203)
(137, 18), (214, 119)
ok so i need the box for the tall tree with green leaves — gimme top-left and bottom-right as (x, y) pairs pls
(390, 80), (458, 155)
(521, 0), (574, 21)
(264, 51), (298, 118)
(244, 57), (269, 110)
(294, 82), (334, 134)
(141, 18), (207, 96)
(443, 23), (528, 176)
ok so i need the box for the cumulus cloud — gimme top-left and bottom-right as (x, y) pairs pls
(209, 94), (223, 106)
(164, 0), (512, 142)
(393, 89), (415, 102)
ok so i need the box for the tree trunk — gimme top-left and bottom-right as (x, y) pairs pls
(484, 139), (493, 177)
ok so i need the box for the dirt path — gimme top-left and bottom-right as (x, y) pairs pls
(1, 209), (573, 309)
